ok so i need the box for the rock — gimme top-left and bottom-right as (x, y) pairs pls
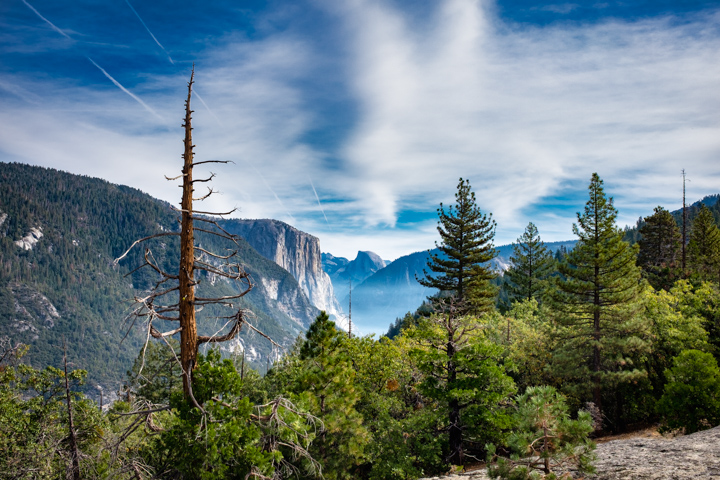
(220, 219), (342, 318)
(419, 426), (720, 480)
(588, 426), (720, 479)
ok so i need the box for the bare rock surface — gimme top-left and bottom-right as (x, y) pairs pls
(419, 426), (720, 480)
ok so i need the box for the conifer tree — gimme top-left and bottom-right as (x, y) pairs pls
(638, 206), (681, 290)
(547, 173), (647, 422)
(688, 204), (720, 283)
(419, 178), (497, 316)
(505, 222), (555, 303)
(296, 311), (368, 480)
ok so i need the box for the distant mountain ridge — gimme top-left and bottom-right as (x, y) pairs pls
(323, 240), (577, 334)
(322, 251), (387, 299)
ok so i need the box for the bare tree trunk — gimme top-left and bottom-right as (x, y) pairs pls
(179, 70), (198, 399)
(63, 343), (81, 480)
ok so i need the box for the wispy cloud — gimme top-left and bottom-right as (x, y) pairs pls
(21, 0), (71, 39)
(123, 0), (174, 64)
(329, 0), (720, 245)
(86, 57), (164, 122)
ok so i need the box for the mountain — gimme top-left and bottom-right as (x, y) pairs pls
(342, 240), (577, 335)
(322, 250), (387, 299)
(219, 219), (341, 317)
(0, 162), (318, 394)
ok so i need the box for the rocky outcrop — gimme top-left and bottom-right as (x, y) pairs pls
(221, 219), (341, 317)
(14, 227), (43, 250)
(420, 426), (720, 480)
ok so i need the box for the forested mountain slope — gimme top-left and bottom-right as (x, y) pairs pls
(0, 162), (318, 393)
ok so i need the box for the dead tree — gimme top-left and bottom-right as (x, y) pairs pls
(115, 68), (277, 401)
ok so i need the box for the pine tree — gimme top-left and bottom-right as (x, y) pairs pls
(297, 311), (368, 480)
(505, 222), (555, 303)
(547, 173), (647, 423)
(688, 204), (720, 283)
(419, 178), (497, 316)
(637, 206), (681, 290)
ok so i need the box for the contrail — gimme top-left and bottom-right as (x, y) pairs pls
(309, 177), (329, 224)
(250, 165), (296, 223)
(192, 89), (223, 127)
(22, 0), (71, 39)
(86, 57), (164, 121)
(124, 0), (174, 64)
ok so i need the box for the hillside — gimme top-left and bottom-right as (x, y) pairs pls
(0, 162), (318, 393)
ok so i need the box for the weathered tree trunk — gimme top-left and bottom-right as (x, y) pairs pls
(179, 70), (198, 399)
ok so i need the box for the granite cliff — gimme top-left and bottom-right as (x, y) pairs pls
(221, 219), (341, 318)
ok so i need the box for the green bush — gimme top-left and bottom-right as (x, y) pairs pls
(487, 386), (596, 480)
(656, 349), (720, 434)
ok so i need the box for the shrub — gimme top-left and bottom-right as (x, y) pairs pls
(656, 349), (720, 434)
(487, 386), (596, 480)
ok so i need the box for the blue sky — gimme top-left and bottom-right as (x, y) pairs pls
(2, 0), (719, 261)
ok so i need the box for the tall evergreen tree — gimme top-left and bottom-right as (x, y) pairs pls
(505, 222), (555, 303)
(547, 173), (647, 422)
(419, 178), (497, 316)
(296, 311), (368, 479)
(688, 204), (720, 283)
(637, 206), (681, 290)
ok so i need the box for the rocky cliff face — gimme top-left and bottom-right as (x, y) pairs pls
(221, 219), (341, 317)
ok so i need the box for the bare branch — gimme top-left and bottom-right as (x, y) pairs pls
(191, 160), (233, 167)
(191, 173), (215, 184)
(197, 313), (244, 344)
(193, 187), (216, 201)
(150, 326), (182, 339)
(113, 232), (180, 265)
(194, 245), (237, 260)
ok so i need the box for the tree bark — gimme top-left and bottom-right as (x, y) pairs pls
(179, 69), (198, 399)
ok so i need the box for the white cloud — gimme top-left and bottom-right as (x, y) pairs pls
(330, 0), (720, 247)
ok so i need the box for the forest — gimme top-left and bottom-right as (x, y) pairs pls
(2, 167), (719, 480)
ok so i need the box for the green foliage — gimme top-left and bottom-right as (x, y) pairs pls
(641, 284), (711, 393)
(419, 178), (497, 316)
(407, 314), (516, 466)
(0, 345), (106, 479)
(487, 300), (557, 393)
(638, 206), (681, 290)
(505, 223), (556, 303)
(688, 204), (720, 283)
(547, 173), (648, 418)
(126, 339), (183, 404)
(146, 349), (277, 480)
(656, 349), (720, 434)
(271, 311), (369, 480)
(347, 335), (447, 480)
(487, 386), (596, 480)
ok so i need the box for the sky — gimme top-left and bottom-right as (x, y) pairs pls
(1, 0), (719, 261)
